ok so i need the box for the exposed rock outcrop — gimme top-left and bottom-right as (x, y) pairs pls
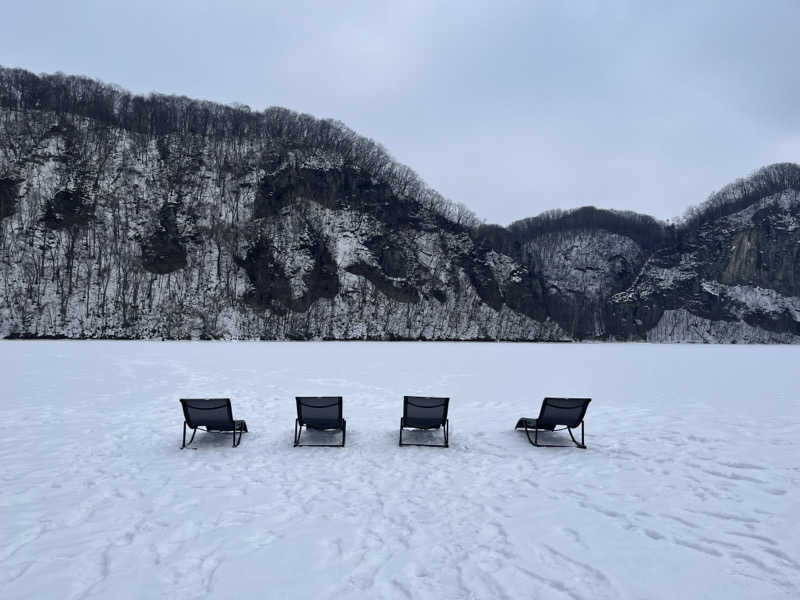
(0, 66), (798, 342)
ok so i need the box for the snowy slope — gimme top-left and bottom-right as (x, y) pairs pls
(1, 341), (798, 599)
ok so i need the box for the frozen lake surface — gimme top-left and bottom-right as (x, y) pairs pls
(1, 341), (799, 599)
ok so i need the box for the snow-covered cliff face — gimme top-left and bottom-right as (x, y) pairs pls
(0, 68), (798, 342)
(608, 190), (800, 342)
(519, 230), (645, 338)
(0, 103), (564, 340)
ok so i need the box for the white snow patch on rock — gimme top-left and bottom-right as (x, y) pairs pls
(647, 309), (800, 343)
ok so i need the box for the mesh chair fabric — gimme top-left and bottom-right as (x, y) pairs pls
(403, 396), (449, 427)
(180, 398), (235, 430)
(296, 397), (343, 429)
(536, 398), (591, 429)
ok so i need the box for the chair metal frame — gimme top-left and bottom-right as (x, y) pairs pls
(294, 396), (346, 447)
(515, 397), (591, 449)
(180, 398), (247, 448)
(399, 396), (450, 448)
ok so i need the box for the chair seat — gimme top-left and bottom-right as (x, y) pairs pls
(205, 419), (248, 432)
(402, 417), (444, 429)
(514, 417), (555, 431)
(303, 419), (344, 431)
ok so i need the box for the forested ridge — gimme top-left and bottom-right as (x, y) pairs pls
(1, 66), (798, 342)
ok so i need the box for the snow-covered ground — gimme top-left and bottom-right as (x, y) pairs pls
(1, 341), (798, 599)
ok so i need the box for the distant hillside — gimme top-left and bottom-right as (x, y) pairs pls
(1, 66), (798, 342)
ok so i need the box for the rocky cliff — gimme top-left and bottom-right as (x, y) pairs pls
(0, 67), (798, 341)
(607, 188), (800, 342)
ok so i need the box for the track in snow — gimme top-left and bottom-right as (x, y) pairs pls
(1, 341), (798, 599)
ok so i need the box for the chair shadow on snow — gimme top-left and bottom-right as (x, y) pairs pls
(397, 427), (449, 446)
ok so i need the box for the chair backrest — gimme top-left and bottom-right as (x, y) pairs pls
(180, 398), (235, 429)
(296, 396), (343, 426)
(403, 396), (449, 424)
(536, 397), (591, 429)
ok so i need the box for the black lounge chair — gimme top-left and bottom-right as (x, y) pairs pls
(294, 396), (346, 447)
(399, 396), (449, 447)
(179, 398), (248, 448)
(515, 397), (591, 448)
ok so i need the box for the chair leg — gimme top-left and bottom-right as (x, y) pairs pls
(523, 421), (586, 448)
(294, 420), (346, 447)
(399, 420), (448, 447)
(567, 422), (586, 449)
(233, 422), (244, 447)
(521, 422), (539, 446)
(181, 423), (197, 449)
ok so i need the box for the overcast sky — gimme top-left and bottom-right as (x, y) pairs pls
(2, 0), (798, 225)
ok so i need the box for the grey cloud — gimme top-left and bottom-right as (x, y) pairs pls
(1, 0), (797, 225)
